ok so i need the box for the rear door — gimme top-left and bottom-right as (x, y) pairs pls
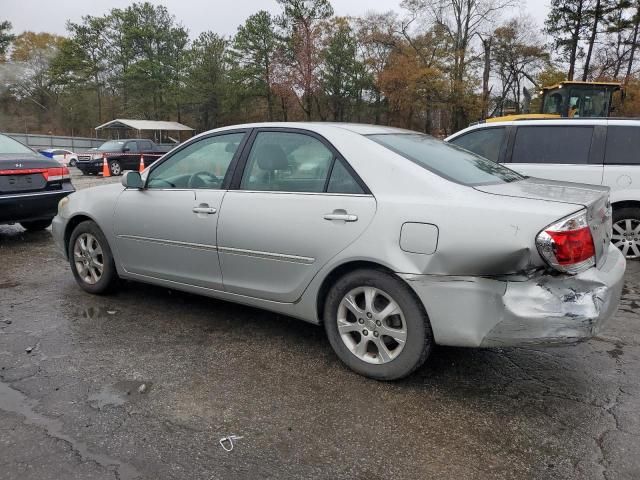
(113, 131), (248, 289)
(122, 141), (140, 170)
(601, 124), (640, 199)
(217, 128), (376, 303)
(506, 125), (604, 185)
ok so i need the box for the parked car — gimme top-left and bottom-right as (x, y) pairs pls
(38, 148), (78, 167)
(75, 139), (173, 176)
(446, 118), (640, 259)
(1, 134), (74, 231)
(53, 123), (625, 380)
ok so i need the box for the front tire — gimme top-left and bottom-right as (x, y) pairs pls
(324, 269), (433, 380)
(612, 207), (640, 260)
(68, 220), (118, 294)
(20, 219), (52, 231)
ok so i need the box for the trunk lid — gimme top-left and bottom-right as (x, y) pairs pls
(0, 154), (66, 195)
(475, 177), (612, 268)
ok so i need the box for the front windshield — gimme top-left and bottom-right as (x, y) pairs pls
(368, 133), (523, 186)
(97, 140), (125, 151)
(0, 134), (35, 155)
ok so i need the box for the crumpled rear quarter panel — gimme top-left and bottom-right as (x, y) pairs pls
(400, 245), (626, 348)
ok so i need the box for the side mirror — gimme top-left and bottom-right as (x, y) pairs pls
(123, 146), (130, 152)
(121, 171), (143, 189)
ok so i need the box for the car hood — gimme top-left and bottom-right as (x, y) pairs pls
(475, 177), (612, 267)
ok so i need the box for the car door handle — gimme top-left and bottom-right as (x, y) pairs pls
(324, 212), (358, 222)
(193, 206), (217, 214)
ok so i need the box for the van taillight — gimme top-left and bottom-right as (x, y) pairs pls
(536, 210), (596, 274)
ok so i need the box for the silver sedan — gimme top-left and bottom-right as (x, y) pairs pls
(52, 123), (626, 380)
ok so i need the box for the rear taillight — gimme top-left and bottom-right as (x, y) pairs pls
(43, 166), (70, 181)
(536, 210), (596, 274)
(0, 166), (70, 181)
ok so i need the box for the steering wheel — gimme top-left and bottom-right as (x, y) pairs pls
(187, 171), (220, 189)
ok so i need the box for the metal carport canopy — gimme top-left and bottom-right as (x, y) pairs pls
(95, 119), (194, 131)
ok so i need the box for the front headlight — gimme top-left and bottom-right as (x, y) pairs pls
(58, 196), (70, 213)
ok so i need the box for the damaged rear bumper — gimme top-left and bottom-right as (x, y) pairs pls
(399, 245), (626, 348)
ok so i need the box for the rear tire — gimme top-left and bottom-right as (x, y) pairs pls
(109, 160), (122, 176)
(324, 269), (433, 380)
(612, 207), (640, 260)
(68, 220), (119, 294)
(20, 219), (52, 231)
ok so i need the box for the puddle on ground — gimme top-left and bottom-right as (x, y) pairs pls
(78, 307), (119, 320)
(88, 380), (152, 410)
(0, 380), (140, 479)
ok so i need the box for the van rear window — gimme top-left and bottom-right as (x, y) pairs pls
(605, 126), (640, 165)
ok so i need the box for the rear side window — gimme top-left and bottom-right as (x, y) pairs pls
(140, 141), (153, 150)
(241, 132), (334, 193)
(605, 126), (640, 165)
(450, 127), (505, 162)
(126, 142), (139, 153)
(512, 126), (593, 164)
(327, 159), (364, 194)
(368, 134), (522, 186)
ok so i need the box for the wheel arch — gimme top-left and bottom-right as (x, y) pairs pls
(611, 200), (640, 212)
(315, 260), (425, 325)
(64, 214), (97, 255)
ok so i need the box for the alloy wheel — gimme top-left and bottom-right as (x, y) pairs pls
(337, 286), (407, 364)
(73, 233), (104, 285)
(612, 218), (640, 259)
(110, 161), (121, 176)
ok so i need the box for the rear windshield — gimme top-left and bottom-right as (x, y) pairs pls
(0, 134), (34, 155)
(367, 133), (523, 186)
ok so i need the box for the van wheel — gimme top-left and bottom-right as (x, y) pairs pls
(612, 207), (640, 260)
(68, 220), (119, 294)
(324, 269), (433, 380)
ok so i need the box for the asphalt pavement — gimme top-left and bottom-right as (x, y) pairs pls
(1, 170), (639, 480)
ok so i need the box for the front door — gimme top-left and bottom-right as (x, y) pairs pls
(218, 130), (377, 303)
(113, 131), (247, 289)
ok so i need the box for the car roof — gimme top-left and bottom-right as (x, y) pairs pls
(206, 122), (418, 136)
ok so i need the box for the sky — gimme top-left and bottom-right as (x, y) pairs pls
(4, 0), (550, 38)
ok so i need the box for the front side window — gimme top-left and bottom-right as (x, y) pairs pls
(605, 126), (640, 165)
(368, 133), (522, 186)
(147, 133), (245, 189)
(450, 128), (506, 163)
(140, 141), (153, 150)
(240, 132), (334, 192)
(511, 126), (593, 164)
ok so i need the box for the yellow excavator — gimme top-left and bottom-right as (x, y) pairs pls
(487, 81), (624, 122)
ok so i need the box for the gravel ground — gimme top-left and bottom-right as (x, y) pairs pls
(0, 170), (639, 480)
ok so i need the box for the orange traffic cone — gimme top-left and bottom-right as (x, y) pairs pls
(139, 154), (145, 173)
(102, 154), (111, 177)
